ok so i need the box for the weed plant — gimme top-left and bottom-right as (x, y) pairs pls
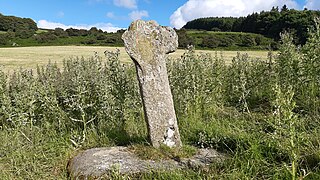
(1, 24), (320, 179)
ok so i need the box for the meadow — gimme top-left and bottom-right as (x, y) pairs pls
(1, 27), (320, 179)
(0, 46), (270, 72)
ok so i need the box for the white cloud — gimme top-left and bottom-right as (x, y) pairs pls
(129, 10), (149, 20)
(304, 0), (320, 10)
(113, 0), (137, 9)
(37, 20), (123, 32)
(38, 20), (68, 29)
(170, 0), (299, 28)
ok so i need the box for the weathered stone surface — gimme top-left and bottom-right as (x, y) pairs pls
(122, 20), (181, 148)
(67, 147), (225, 179)
(180, 149), (225, 170)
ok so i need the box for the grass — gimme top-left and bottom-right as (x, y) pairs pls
(128, 144), (197, 161)
(0, 31), (7, 34)
(35, 29), (49, 34)
(0, 46), (270, 72)
(0, 129), (73, 179)
(1, 25), (320, 179)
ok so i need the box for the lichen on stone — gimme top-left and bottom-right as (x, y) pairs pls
(122, 20), (182, 148)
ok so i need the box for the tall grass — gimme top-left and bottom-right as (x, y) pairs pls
(1, 24), (320, 179)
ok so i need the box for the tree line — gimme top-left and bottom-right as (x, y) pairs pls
(0, 13), (125, 46)
(33, 27), (124, 46)
(183, 5), (320, 44)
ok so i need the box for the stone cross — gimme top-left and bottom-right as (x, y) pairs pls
(122, 20), (182, 148)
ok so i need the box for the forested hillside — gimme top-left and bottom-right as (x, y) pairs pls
(183, 6), (320, 44)
(0, 13), (37, 38)
(0, 13), (124, 47)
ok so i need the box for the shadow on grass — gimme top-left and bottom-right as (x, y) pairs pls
(106, 129), (149, 146)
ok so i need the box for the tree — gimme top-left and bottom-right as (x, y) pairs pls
(117, 29), (125, 34)
(54, 28), (68, 37)
(281, 5), (289, 13)
(66, 28), (80, 36)
(78, 29), (89, 36)
(182, 7), (320, 45)
(175, 28), (194, 48)
(0, 34), (8, 45)
(96, 34), (106, 40)
(23, 18), (38, 31)
(34, 32), (57, 43)
(89, 27), (99, 36)
(0, 14), (37, 38)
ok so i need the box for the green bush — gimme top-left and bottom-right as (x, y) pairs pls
(34, 32), (58, 43)
(0, 34), (8, 45)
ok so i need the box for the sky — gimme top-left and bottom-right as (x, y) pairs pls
(0, 0), (319, 32)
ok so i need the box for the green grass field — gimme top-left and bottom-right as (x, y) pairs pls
(0, 46), (270, 72)
(35, 29), (49, 34)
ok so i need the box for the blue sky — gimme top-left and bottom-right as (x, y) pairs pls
(0, 0), (318, 32)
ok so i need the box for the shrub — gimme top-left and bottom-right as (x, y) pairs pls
(34, 32), (58, 43)
(0, 34), (8, 45)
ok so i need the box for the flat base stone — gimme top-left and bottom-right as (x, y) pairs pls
(67, 146), (225, 179)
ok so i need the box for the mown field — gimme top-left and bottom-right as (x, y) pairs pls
(0, 46), (270, 72)
(1, 27), (320, 179)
